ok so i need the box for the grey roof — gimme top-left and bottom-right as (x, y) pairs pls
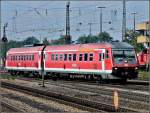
(110, 42), (134, 49)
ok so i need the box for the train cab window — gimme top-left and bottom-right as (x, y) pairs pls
(89, 54), (93, 61)
(73, 54), (76, 61)
(55, 54), (58, 61)
(79, 54), (83, 61)
(64, 54), (67, 61)
(69, 54), (72, 61)
(60, 54), (63, 61)
(84, 53), (88, 61)
(106, 50), (109, 59)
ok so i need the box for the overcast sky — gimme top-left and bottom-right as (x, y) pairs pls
(1, 0), (149, 42)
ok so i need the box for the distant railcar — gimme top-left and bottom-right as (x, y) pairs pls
(137, 48), (150, 71)
(6, 42), (139, 82)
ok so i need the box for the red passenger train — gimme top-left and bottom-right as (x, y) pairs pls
(5, 42), (139, 82)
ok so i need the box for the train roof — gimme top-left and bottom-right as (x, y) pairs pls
(45, 42), (134, 51)
(45, 43), (112, 51)
(7, 42), (134, 54)
(7, 46), (44, 54)
(110, 42), (134, 49)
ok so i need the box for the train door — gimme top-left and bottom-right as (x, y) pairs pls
(99, 49), (105, 72)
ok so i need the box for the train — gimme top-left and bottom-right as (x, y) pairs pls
(137, 48), (150, 71)
(5, 42), (139, 83)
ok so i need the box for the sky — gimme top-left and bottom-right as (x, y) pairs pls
(1, 0), (149, 42)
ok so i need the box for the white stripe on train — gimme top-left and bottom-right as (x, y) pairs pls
(5, 66), (112, 74)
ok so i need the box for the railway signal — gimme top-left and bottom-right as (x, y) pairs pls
(1, 23), (8, 69)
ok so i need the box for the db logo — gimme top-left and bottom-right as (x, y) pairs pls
(124, 64), (128, 66)
(72, 64), (77, 67)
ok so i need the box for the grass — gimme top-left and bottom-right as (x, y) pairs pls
(138, 71), (149, 81)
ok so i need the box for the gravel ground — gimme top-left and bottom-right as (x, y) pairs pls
(1, 79), (149, 112)
(0, 87), (88, 112)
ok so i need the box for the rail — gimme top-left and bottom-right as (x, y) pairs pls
(1, 81), (138, 112)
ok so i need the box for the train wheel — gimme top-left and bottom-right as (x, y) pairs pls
(52, 73), (58, 81)
(90, 75), (94, 81)
(120, 78), (127, 84)
(97, 76), (103, 84)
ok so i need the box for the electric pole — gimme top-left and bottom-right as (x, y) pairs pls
(131, 12), (137, 34)
(88, 23), (92, 36)
(122, 0), (126, 41)
(97, 6), (106, 34)
(65, 1), (71, 44)
(88, 22), (97, 36)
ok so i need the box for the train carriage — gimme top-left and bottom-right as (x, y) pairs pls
(44, 42), (139, 81)
(6, 46), (44, 75)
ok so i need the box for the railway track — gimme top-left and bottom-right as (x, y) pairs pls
(1, 80), (139, 112)
(1, 101), (25, 112)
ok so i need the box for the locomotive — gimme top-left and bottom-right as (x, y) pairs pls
(5, 42), (139, 82)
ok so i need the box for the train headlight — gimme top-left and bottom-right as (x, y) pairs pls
(115, 67), (117, 70)
(135, 67), (138, 70)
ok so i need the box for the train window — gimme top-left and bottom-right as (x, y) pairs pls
(29, 55), (31, 60)
(73, 54), (76, 61)
(84, 53), (88, 61)
(89, 54), (93, 61)
(99, 53), (104, 61)
(69, 54), (72, 61)
(21, 55), (23, 60)
(79, 54), (83, 61)
(18, 56), (20, 60)
(32, 55), (34, 60)
(64, 54), (67, 61)
(60, 54), (63, 61)
(13, 56), (15, 60)
(51, 54), (54, 61)
(26, 55), (28, 60)
(106, 50), (109, 59)
(15, 56), (18, 60)
(23, 55), (25, 61)
(55, 54), (58, 61)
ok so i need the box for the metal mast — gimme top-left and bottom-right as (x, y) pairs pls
(131, 12), (137, 34)
(122, 0), (126, 41)
(97, 6), (106, 34)
(65, 1), (71, 44)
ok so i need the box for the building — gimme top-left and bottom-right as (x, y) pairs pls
(136, 21), (150, 48)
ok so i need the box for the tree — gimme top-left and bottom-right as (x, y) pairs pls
(23, 36), (40, 45)
(98, 32), (113, 42)
(77, 32), (113, 44)
(77, 35), (98, 44)
(50, 35), (66, 45)
(43, 38), (49, 45)
(124, 29), (144, 52)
